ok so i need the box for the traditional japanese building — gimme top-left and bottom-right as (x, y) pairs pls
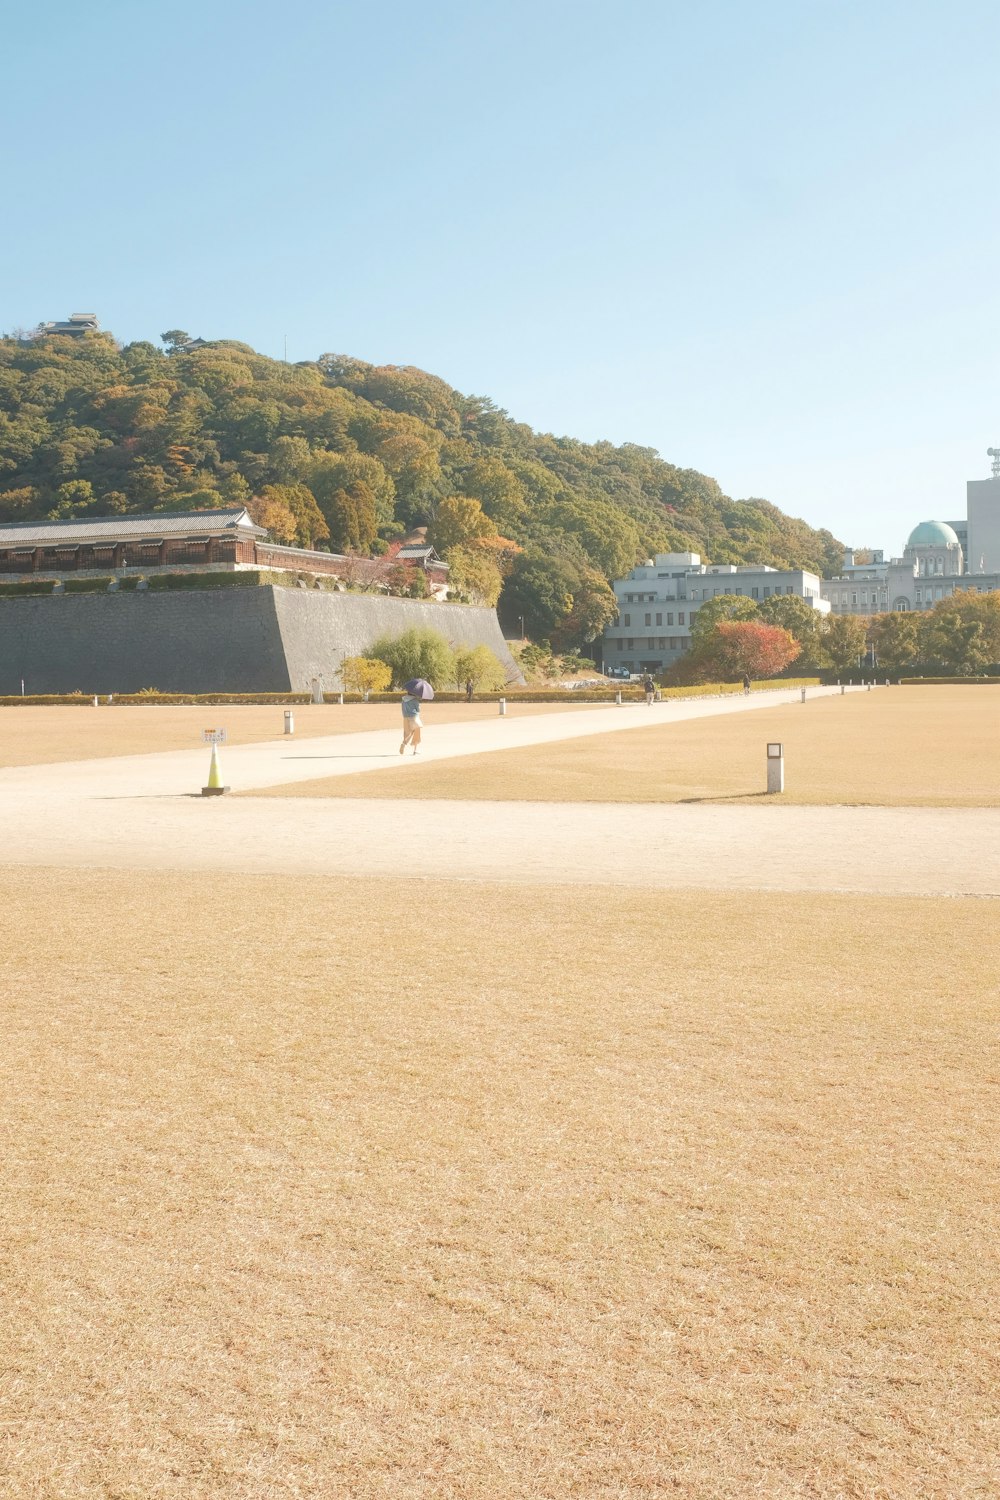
(0, 508), (450, 593)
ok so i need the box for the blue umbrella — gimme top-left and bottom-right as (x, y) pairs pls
(404, 678), (435, 701)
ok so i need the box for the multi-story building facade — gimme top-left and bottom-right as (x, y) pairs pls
(602, 552), (827, 676)
(604, 458), (1000, 670)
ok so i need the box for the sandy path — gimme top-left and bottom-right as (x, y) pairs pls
(2, 684), (995, 896)
(0, 685), (848, 797)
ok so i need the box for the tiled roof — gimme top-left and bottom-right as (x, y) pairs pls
(0, 508), (265, 548)
(396, 544), (443, 562)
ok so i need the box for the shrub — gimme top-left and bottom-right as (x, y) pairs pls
(62, 577), (114, 594)
(368, 626), (456, 688)
(146, 570), (263, 591)
(0, 580), (56, 597)
(453, 644), (508, 692)
(340, 656), (393, 694)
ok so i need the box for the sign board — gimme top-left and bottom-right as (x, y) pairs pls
(202, 728), (228, 744)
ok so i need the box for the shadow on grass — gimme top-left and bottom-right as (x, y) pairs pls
(677, 791), (775, 804)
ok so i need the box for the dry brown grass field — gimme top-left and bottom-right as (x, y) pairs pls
(254, 686), (1000, 807)
(0, 700), (590, 769)
(2, 865), (998, 1498)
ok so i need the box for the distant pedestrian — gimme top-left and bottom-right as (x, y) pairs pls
(642, 673), (655, 705)
(465, 677), (474, 702)
(400, 692), (423, 754)
(400, 677), (435, 755)
(742, 672), (751, 696)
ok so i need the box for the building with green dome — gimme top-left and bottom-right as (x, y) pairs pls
(820, 459), (1000, 616)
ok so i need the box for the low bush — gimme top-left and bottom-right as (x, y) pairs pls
(62, 577), (114, 594)
(0, 580), (56, 597)
(898, 675), (1000, 685)
(146, 570), (264, 591)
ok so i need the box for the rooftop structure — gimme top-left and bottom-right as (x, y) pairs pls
(35, 313), (100, 338)
(907, 520), (960, 548)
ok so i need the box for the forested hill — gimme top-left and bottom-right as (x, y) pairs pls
(0, 329), (843, 645)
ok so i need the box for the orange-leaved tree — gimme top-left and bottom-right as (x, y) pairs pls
(707, 620), (801, 680)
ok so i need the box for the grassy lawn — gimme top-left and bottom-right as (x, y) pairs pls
(252, 686), (1000, 807)
(1, 865), (997, 1497)
(0, 700), (590, 769)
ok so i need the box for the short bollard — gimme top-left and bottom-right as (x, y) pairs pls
(363, 690), (370, 702)
(766, 741), (784, 794)
(310, 676), (323, 704)
(841, 684), (846, 695)
(284, 710), (295, 735)
(885, 678), (890, 688)
(498, 698), (507, 716)
(867, 682), (872, 692)
(338, 693), (344, 705)
(800, 687), (807, 703)
(615, 690), (622, 705)
(92, 696), (99, 707)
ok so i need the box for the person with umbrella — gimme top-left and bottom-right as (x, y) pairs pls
(400, 678), (434, 755)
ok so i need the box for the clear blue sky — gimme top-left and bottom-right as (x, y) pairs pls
(3, 0), (998, 553)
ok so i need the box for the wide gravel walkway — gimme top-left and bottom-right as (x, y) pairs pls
(1, 684), (996, 897)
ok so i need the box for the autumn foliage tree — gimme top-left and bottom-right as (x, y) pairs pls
(706, 620), (801, 680)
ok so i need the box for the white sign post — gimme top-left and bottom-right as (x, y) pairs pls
(766, 742), (784, 795)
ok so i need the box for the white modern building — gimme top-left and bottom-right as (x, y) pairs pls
(604, 458), (1000, 670)
(601, 552), (828, 676)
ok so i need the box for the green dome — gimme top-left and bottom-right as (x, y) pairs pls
(907, 520), (960, 547)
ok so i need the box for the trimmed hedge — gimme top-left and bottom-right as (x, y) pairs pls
(899, 676), (1000, 685)
(0, 580), (56, 597)
(62, 576), (114, 594)
(0, 677), (823, 707)
(146, 570), (265, 591)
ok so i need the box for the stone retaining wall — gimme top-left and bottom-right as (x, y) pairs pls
(0, 588), (520, 695)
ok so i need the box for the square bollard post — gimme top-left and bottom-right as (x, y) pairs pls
(499, 698), (507, 716)
(766, 742), (784, 794)
(615, 690), (622, 705)
(310, 676), (323, 704)
(800, 687), (807, 703)
(284, 710), (294, 735)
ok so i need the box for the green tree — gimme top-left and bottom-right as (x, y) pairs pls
(919, 593), (1000, 673)
(462, 457), (527, 531)
(428, 494), (499, 554)
(327, 481), (377, 554)
(453, 644), (507, 692)
(368, 626), (456, 688)
(339, 656), (392, 694)
(0, 485), (42, 520)
(550, 567), (618, 649)
(689, 593), (759, 643)
(309, 451), (395, 532)
(822, 613), (869, 671)
(758, 593), (829, 669)
(869, 612), (921, 673)
(246, 490), (298, 544)
(47, 479), (96, 518)
(502, 553), (577, 639)
(446, 544), (503, 606)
